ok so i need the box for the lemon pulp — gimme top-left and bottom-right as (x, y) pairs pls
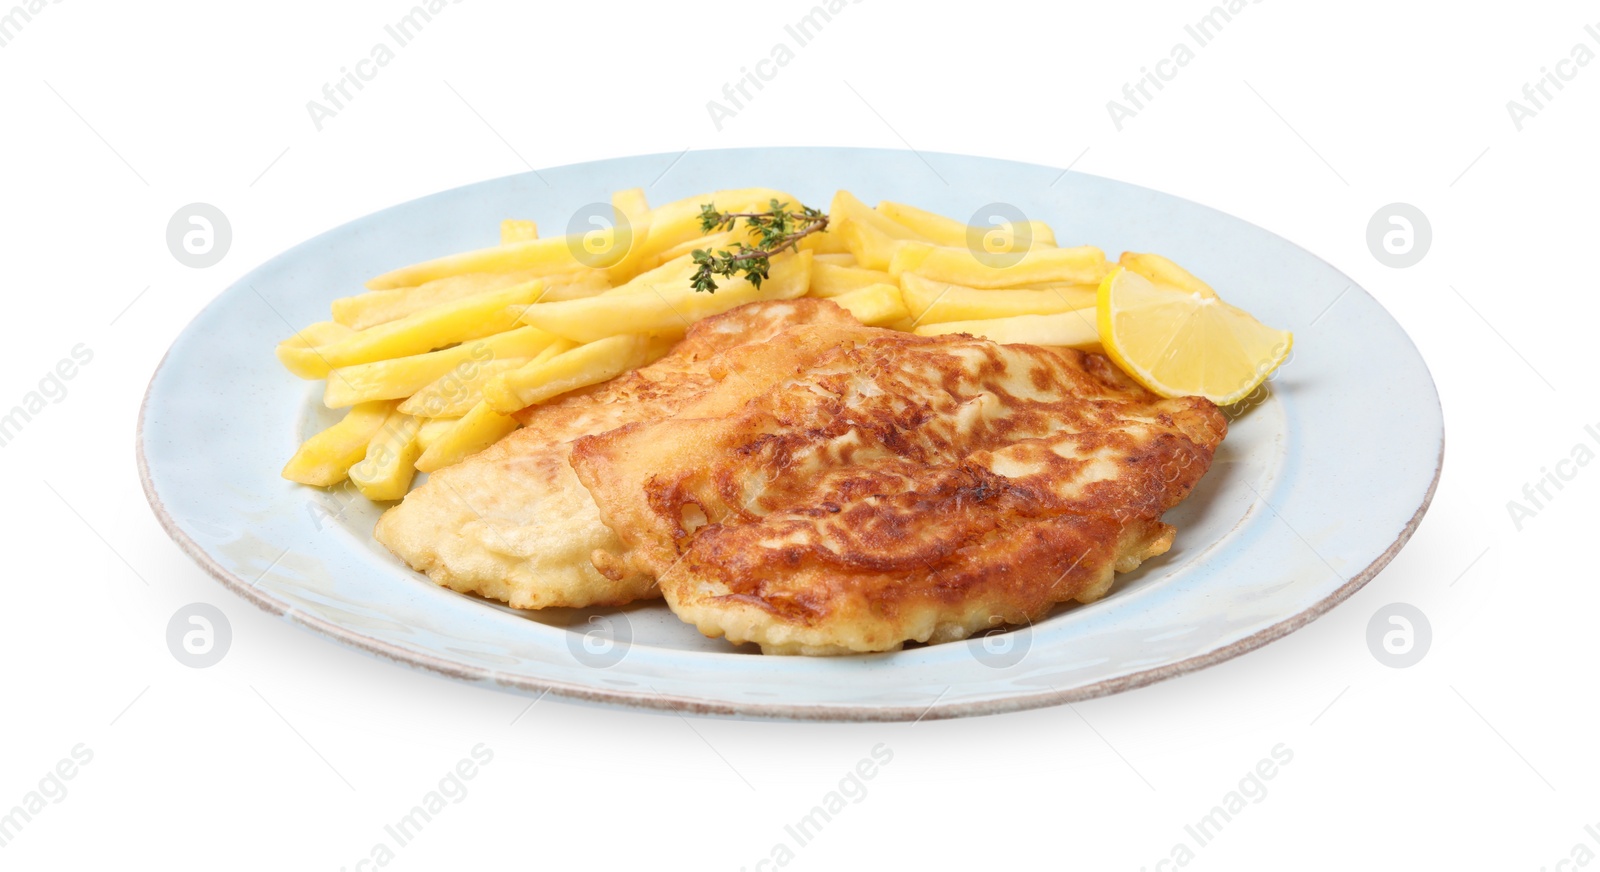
(1096, 267), (1292, 405)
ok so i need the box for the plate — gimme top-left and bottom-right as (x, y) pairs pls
(137, 147), (1442, 721)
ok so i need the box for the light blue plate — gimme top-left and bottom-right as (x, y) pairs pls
(137, 147), (1443, 721)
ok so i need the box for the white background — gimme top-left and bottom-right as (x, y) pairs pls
(1, 1), (1596, 869)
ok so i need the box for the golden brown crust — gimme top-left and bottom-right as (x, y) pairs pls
(571, 326), (1226, 653)
(374, 299), (860, 609)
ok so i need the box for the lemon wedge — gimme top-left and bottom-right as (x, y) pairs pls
(1096, 265), (1292, 405)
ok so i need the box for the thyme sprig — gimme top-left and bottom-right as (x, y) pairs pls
(690, 199), (829, 293)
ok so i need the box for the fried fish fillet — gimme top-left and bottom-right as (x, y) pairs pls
(570, 325), (1227, 654)
(373, 299), (859, 609)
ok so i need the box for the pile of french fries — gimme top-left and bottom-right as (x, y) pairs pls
(279, 186), (1167, 503)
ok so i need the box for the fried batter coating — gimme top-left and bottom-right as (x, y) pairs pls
(373, 299), (858, 609)
(572, 325), (1225, 653)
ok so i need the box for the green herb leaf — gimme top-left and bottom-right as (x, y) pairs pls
(690, 201), (829, 293)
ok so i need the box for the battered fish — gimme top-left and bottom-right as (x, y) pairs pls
(373, 299), (859, 609)
(571, 324), (1226, 654)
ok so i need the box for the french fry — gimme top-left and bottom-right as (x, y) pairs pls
(601, 188), (654, 284)
(520, 251), (813, 343)
(618, 227), (780, 281)
(331, 270), (551, 330)
(876, 200), (1057, 250)
(798, 223), (851, 254)
(831, 283), (909, 326)
(1119, 252), (1216, 298)
(793, 207), (850, 254)
(635, 188), (800, 266)
(276, 345), (330, 380)
(808, 261), (893, 298)
(499, 219), (538, 244)
(280, 282), (545, 379)
(367, 235), (594, 290)
(1033, 285), (1098, 309)
(1007, 280), (1099, 292)
(604, 252), (702, 295)
(483, 334), (671, 413)
(349, 410), (421, 501)
(280, 400), (398, 487)
(278, 320), (355, 349)
(415, 415), (461, 452)
(812, 253), (858, 266)
(886, 241), (937, 277)
(414, 402), (521, 473)
(399, 338), (573, 417)
(633, 230), (738, 276)
(832, 188), (929, 270)
(831, 190), (922, 241)
(321, 303), (531, 387)
(322, 325), (559, 407)
(398, 357), (532, 419)
(906, 245), (1110, 289)
(899, 273), (1097, 323)
(842, 219), (926, 271)
(275, 322), (355, 376)
(914, 309), (1100, 348)
(538, 272), (613, 302)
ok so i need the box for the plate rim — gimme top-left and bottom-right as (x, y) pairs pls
(136, 146), (1445, 721)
